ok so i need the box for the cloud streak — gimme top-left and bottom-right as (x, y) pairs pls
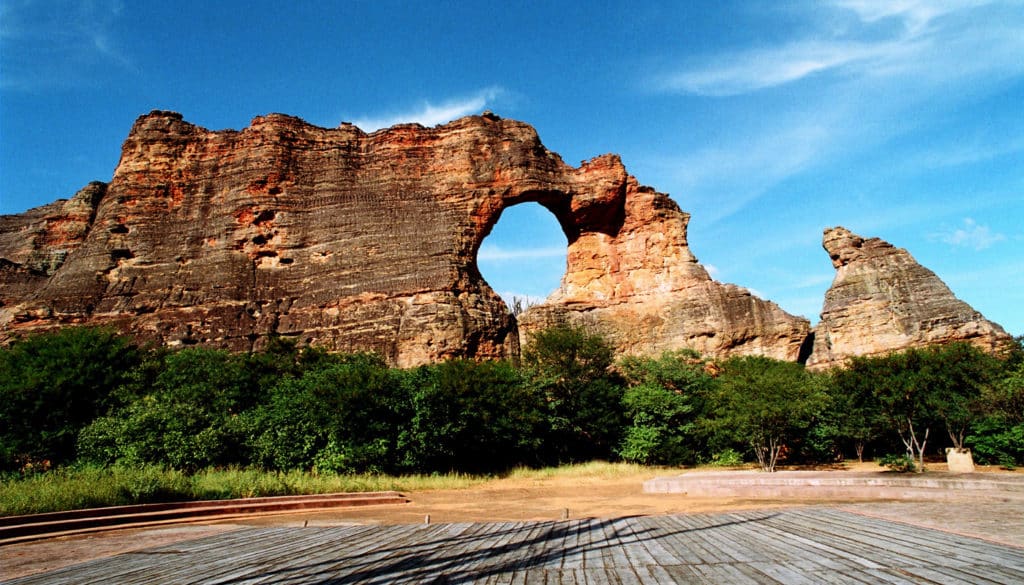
(477, 244), (566, 262)
(658, 40), (900, 97)
(351, 88), (504, 131)
(0, 0), (134, 90)
(657, 1), (1006, 97)
(646, 0), (1024, 224)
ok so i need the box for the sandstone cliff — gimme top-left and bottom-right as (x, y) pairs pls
(518, 181), (811, 361)
(0, 110), (811, 364)
(807, 226), (1013, 368)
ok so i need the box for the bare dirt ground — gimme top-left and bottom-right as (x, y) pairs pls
(3, 463), (1022, 581)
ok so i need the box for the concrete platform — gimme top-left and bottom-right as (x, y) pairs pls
(643, 470), (1024, 500)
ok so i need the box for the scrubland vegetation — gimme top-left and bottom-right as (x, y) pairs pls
(1, 326), (1022, 515)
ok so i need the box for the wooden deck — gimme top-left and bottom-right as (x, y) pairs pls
(7, 508), (1024, 584)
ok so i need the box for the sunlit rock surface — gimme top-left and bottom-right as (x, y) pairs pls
(807, 226), (1012, 369)
(0, 110), (812, 364)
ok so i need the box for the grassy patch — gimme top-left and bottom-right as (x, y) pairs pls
(0, 465), (487, 517)
(503, 461), (659, 480)
(0, 462), (676, 517)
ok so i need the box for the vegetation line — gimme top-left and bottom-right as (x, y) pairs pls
(2, 326), (1022, 516)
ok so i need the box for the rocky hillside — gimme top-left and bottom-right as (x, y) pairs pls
(0, 111), (1011, 366)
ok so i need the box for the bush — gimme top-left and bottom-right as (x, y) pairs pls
(968, 418), (1024, 467)
(76, 347), (256, 471)
(404, 359), (544, 473)
(246, 353), (411, 473)
(616, 351), (712, 465)
(879, 453), (916, 473)
(521, 325), (626, 463)
(709, 448), (745, 467)
(0, 327), (143, 470)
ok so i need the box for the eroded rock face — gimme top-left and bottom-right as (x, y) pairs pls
(807, 226), (1012, 369)
(0, 182), (104, 311)
(0, 110), (810, 364)
(519, 182), (811, 361)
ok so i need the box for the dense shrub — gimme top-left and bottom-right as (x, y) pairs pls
(521, 325), (626, 464)
(78, 348), (257, 470)
(405, 359), (545, 472)
(0, 327), (143, 470)
(616, 350), (713, 465)
(968, 357), (1024, 466)
(247, 353), (411, 473)
(3, 326), (1022, 480)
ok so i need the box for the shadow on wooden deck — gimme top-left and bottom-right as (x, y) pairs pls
(8, 508), (1024, 584)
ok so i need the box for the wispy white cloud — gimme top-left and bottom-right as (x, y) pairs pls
(477, 244), (566, 262)
(1, 0), (134, 90)
(653, 119), (834, 223)
(658, 40), (900, 96)
(657, 1), (1003, 97)
(932, 218), (1007, 250)
(350, 87), (504, 131)
(836, 0), (960, 32)
(647, 0), (1024, 223)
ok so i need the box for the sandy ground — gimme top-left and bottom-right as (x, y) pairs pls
(3, 463), (1022, 581)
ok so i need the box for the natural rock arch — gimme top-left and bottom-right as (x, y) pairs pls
(0, 111), (811, 365)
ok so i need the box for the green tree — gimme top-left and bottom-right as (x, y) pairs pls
(78, 347), (255, 470)
(830, 364), (886, 462)
(521, 325), (626, 463)
(0, 327), (143, 470)
(405, 359), (544, 472)
(923, 343), (998, 450)
(859, 349), (933, 471)
(851, 343), (998, 471)
(616, 350), (713, 465)
(708, 356), (828, 472)
(246, 353), (411, 473)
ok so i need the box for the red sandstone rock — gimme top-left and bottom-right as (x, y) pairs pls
(519, 180), (812, 361)
(807, 226), (1013, 369)
(0, 111), (811, 364)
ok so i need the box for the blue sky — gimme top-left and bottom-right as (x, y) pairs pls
(2, 1), (1022, 335)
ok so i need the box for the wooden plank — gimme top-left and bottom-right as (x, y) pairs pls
(902, 564), (1012, 585)
(9, 510), (1024, 584)
(660, 564), (713, 584)
(814, 508), (1024, 568)
(651, 515), (725, 565)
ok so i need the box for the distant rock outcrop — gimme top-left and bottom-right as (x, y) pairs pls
(0, 110), (810, 364)
(807, 226), (1013, 369)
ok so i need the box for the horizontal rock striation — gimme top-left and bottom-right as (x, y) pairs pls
(0, 110), (812, 364)
(807, 226), (1013, 369)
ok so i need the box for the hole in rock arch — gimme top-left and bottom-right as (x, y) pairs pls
(477, 202), (568, 316)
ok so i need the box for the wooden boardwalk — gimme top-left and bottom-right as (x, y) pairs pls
(7, 508), (1024, 584)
